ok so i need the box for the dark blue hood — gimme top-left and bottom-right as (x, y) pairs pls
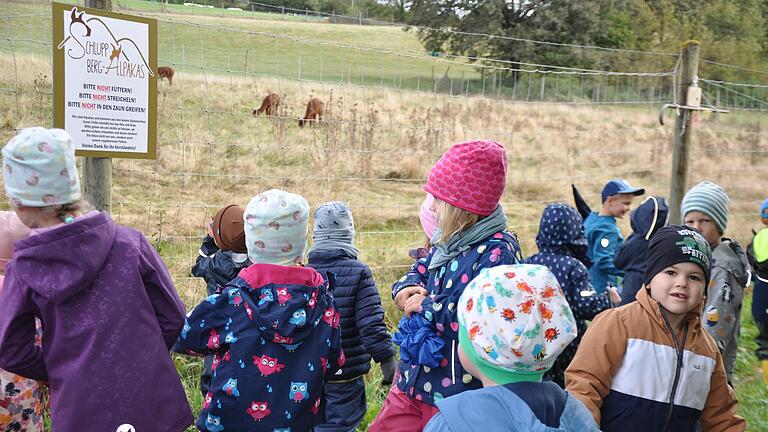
(630, 196), (669, 240)
(536, 204), (588, 260)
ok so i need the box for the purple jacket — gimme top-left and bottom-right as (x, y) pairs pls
(0, 212), (193, 432)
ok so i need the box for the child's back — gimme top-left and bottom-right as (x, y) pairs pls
(175, 263), (344, 431)
(614, 196), (669, 305)
(0, 213), (193, 431)
(0, 127), (192, 432)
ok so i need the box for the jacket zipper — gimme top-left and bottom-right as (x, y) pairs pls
(451, 340), (456, 384)
(660, 308), (689, 432)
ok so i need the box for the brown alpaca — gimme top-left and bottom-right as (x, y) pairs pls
(298, 97), (324, 127)
(157, 66), (174, 85)
(253, 93), (280, 116)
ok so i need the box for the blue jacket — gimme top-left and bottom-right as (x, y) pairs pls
(424, 381), (600, 431)
(392, 231), (522, 406)
(584, 213), (624, 293)
(614, 197), (668, 306)
(307, 248), (395, 381)
(192, 235), (251, 296)
(525, 204), (610, 386)
(174, 264), (344, 432)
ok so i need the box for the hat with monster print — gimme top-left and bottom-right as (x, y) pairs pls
(3, 127), (81, 207)
(456, 264), (577, 384)
(244, 189), (309, 266)
(643, 225), (712, 287)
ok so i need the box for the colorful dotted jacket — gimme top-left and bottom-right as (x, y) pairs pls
(391, 231), (522, 406)
(174, 263), (344, 432)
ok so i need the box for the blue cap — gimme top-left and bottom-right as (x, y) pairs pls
(761, 198), (768, 219)
(601, 179), (645, 203)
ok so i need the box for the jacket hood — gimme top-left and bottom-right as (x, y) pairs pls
(713, 239), (751, 286)
(630, 196), (669, 240)
(434, 385), (599, 431)
(10, 212), (115, 303)
(236, 263), (336, 346)
(535, 204), (588, 256)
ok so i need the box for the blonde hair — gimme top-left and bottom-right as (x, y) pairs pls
(435, 199), (482, 241)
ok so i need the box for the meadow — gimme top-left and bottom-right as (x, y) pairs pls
(1, 1), (767, 430)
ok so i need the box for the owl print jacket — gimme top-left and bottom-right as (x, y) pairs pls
(174, 263), (344, 432)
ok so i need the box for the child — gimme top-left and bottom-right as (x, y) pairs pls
(368, 140), (523, 432)
(0, 211), (44, 432)
(306, 201), (397, 432)
(584, 179), (645, 293)
(682, 181), (751, 383)
(747, 198), (768, 383)
(174, 189), (344, 432)
(0, 127), (193, 432)
(191, 204), (251, 396)
(525, 203), (620, 387)
(614, 196), (669, 305)
(424, 264), (599, 431)
(566, 225), (745, 432)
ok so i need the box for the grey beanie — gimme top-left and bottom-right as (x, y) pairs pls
(681, 181), (729, 233)
(312, 201), (355, 244)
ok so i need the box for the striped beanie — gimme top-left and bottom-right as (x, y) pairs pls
(681, 181), (729, 233)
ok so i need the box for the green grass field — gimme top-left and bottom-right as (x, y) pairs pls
(1, 1), (767, 430)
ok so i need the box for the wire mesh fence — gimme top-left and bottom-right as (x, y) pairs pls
(1, 0), (767, 308)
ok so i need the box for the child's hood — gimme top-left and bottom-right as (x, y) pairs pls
(713, 239), (751, 287)
(535, 204), (587, 254)
(235, 263), (337, 344)
(630, 196), (669, 240)
(9, 212), (115, 303)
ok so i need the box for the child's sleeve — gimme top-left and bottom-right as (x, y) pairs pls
(588, 226), (625, 278)
(0, 267), (47, 382)
(191, 235), (219, 278)
(139, 235), (187, 350)
(172, 290), (240, 356)
(701, 266), (740, 357)
(565, 309), (628, 424)
(355, 266), (396, 362)
(567, 264), (610, 320)
(391, 251), (433, 300)
(699, 351), (746, 431)
(417, 241), (518, 340)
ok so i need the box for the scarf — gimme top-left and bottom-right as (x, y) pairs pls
(429, 204), (508, 271)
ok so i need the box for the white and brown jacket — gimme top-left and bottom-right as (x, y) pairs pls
(565, 287), (745, 432)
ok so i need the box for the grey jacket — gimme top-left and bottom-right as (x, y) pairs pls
(702, 238), (751, 381)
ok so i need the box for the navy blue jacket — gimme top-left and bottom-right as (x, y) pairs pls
(392, 231), (522, 406)
(614, 197), (668, 306)
(525, 204), (610, 387)
(191, 235), (251, 295)
(307, 248), (395, 381)
(174, 264), (344, 432)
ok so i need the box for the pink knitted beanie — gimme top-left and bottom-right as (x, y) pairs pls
(424, 140), (508, 216)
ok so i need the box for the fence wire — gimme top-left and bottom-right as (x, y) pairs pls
(1, 1), (766, 306)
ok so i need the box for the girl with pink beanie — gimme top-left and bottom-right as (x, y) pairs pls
(0, 211), (44, 431)
(369, 140), (523, 431)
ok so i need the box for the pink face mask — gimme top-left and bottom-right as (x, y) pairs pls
(420, 194), (438, 240)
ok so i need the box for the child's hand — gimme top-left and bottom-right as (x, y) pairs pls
(395, 286), (428, 311)
(403, 293), (427, 318)
(608, 287), (622, 305)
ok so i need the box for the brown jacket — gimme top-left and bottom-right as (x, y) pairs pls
(565, 287), (745, 432)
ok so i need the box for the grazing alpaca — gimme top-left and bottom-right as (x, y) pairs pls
(253, 92), (280, 117)
(298, 97), (324, 127)
(157, 66), (175, 85)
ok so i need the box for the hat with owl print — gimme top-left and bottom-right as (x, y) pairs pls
(244, 189), (310, 266)
(457, 264), (577, 384)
